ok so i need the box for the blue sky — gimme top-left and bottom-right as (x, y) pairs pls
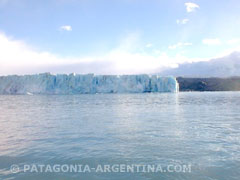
(0, 0), (240, 75)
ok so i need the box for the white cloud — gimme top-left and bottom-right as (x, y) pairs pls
(185, 2), (199, 12)
(202, 38), (222, 45)
(176, 19), (189, 25)
(168, 42), (192, 49)
(145, 43), (153, 48)
(0, 32), (177, 75)
(0, 32), (228, 76)
(60, 25), (72, 31)
(227, 39), (240, 45)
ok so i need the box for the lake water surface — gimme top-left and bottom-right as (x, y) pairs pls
(0, 92), (240, 180)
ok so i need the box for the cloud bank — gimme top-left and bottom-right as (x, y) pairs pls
(160, 52), (240, 77)
(0, 33), (190, 75)
(0, 32), (240, 76)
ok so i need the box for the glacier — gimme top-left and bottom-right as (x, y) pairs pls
(0, 73), (179, 94)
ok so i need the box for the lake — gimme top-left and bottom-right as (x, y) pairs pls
(0, 92), (240, 180)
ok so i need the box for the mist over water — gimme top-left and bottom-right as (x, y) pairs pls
(0, 92), (240, 180)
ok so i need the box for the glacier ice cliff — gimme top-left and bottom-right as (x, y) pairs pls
(0, 73), (179, 94)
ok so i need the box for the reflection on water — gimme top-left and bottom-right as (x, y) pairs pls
(0, 92), (240, 179)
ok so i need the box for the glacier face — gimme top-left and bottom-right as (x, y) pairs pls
(0, 73), (179, 94)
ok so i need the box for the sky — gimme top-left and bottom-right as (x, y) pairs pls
(0, 0), (240, 75)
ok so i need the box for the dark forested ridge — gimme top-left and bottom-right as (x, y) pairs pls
(177, 77), (240, 91)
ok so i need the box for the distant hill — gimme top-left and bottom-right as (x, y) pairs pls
(159, 51), (240, 91)
(160, 52), (240, 77)
(177, 77), (240, 91)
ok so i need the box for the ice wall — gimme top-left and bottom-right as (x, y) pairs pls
(0, 73), (179, 94)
